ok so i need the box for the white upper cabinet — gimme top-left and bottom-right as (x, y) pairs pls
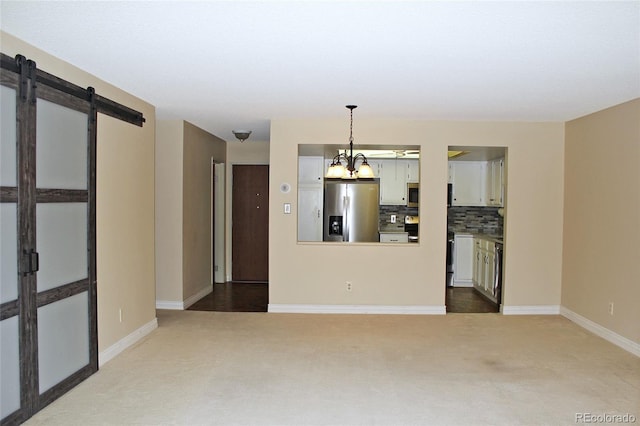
(376, 159), (420, 205)
(407, 159), (420, 183)
(449, 161), (486, 206)
(298, 156), (324, 241)
(486, 158), (504, 207)
(378, 159), (408, 205)
(298, 156), (324, 185)
(450, 158), (505, 207)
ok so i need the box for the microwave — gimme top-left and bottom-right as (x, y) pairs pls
(407, 183), (419, 207)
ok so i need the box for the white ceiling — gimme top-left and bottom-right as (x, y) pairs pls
(1, 1), (638, 143)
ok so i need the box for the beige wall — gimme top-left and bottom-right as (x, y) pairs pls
(269, 119), (565, 309)
(182, 121), (226, 299)
(562, 99), (640, 343)
(155, 120), (226, 305)
(157, 127), (264, 297)
(155, 120), (184, 303)
(1, 32), (157, 352)
(224, 140), (270, 281)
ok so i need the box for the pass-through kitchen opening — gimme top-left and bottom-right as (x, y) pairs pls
(297, 145), (421, 244)
(446, 146), (506, 313)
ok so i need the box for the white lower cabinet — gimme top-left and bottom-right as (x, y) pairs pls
(379, 232), (409, 243)
(472, 238), (496, 300)
(453, 234), (474, 286)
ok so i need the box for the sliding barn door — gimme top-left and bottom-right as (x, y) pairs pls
(1, 73), (22, 424)
(0, 61), (97, 424)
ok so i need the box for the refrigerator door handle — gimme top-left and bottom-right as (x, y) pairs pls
(343, 195), (349, 241)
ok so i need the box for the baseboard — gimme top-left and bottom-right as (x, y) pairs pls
(183, 285), (213, 309)
(501, 305), (561, 315)
(452, 281), (474, 288)
(155, 300), (183, 310)
(98, 318), (158, 367)
(155, 284), (213, 310)
(268, 304), (446, 315)
(561, 306), (640, 357)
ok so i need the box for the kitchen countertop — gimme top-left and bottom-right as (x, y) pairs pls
(454, 232), (503, 244)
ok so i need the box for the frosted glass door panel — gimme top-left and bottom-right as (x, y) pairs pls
(36, 98), (87, 190)
(0, 316), (20, 419)
(36, 203), (88, 291)
(1, 85), (17, 187)
(37, 291), (89, 393)
(0, 204), (18, 303)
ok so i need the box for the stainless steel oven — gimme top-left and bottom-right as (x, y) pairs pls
(407, 183), (419, 207)
(404, 215), (419, 243)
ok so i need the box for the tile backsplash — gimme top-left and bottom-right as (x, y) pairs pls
(448, 206), (503, 235)
(378, 205), (503, 236)
(379, 205), (418, 230)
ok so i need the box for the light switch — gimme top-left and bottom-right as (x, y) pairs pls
(390, 214), (396, 223)
(284, 203), (291, 214)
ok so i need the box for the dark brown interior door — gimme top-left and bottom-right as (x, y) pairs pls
(232, 165), (269, 281)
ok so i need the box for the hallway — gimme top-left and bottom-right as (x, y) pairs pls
(187, 282), (268, 312)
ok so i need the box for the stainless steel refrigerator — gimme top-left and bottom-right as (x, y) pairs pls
(323, 179), (380, 242)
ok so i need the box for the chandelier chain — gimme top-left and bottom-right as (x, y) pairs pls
(325, 104), (373, 179)
(349, 107), (354, 145)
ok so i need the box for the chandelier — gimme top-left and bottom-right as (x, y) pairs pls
(325, 105), (375, 179)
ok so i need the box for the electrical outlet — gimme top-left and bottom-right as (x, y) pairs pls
(608, 302), (614, 316)
(346, 281), (352, 292)
(390, 214), (396, 223)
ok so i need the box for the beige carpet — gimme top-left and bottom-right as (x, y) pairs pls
(26, 310), (639, 426)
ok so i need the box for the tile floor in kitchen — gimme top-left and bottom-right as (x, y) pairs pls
(445, 287), (500, 313)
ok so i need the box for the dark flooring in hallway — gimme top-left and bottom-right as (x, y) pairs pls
(188, 282), (498, 314)
(187, 282), (268, 312)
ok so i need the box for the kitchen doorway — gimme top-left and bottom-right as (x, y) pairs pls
(445, 288), (499, 313)
(446, 146), (506, 313)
